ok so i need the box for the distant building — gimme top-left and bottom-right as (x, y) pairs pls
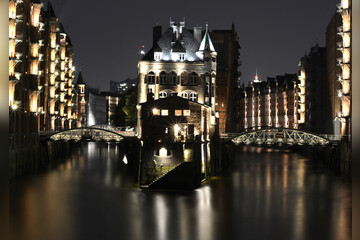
(102, 92), (121, 125)
(137, 20), (217, 142)
(75, 72), (87, 127)
(238, 74), (299, 131)
(110, 78), (137, 95)
(86, 87), (107, 126)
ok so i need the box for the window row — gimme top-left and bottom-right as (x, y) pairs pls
(145, 71), (211, 86)
(152, 108), (191, 116)
(159, 91), (198, 102)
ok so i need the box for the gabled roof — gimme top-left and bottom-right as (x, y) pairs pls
(76, 72), (85, 85)
(172, 40), (186, 52)
(198, 24), (216, 52)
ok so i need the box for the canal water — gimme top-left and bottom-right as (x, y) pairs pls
(9, 142), (351, 240)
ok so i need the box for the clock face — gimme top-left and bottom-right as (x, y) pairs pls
(205, 57), (210, 62)
(212, 57), (216, 62)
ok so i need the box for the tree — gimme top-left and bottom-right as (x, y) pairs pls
(122, 87), (137, 127)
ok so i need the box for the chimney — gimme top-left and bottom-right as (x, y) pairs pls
(193, 26), (202, 43)
(153, 25), (162, 46)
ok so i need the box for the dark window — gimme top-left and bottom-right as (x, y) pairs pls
(170, 72), (177, 85)
(190, 72), (197, 85)
(160, 72), (167, 85)
(148, 72), (155, 84)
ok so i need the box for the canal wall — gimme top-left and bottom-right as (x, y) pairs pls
(291, 138), (351, 177)
(9, 140), (73, 178)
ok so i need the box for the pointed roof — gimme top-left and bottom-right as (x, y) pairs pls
(199, 24), (216, 52)
(47, 1), (56, 18)
(172, 40), (186, 52)
(76, 72), (85, 85)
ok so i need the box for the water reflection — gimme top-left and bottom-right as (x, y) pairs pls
(10, 143), (351, 240)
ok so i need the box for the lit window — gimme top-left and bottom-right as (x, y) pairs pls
(183, 110), (191, 116)
(154, 52), (162, 61)
(152, 108), (160, 116)
(181, 92), (188, 99)
(189, 92), (197, 102)
(159, 92), (167, 98)
(161, 109), (168, 116)
(175, 110), (182, 116)
(160, 72), (167, 85)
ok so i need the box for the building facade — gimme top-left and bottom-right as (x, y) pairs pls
(9, 0), (77, 142)
(210, 24), (240, 133)
(137, 20), (218, 142)
(298, 45), (332, 134)
(238, 74), (299, 131)
(335, 0), (352, 138)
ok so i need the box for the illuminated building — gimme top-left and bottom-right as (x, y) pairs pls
(9, 0), (77, 136)
(238, 74), (299, 130)
(298, 45), (331, 134)
(75, 72), (86, 127)
(335, 0), (352, 138)
(110, 78), (137, 95)
(137, 19), (217, 142)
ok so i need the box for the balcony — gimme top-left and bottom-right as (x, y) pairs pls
(39, 22), (45, 31)
(336, 3), (342, 13)
(336, 42), (343, 52)
(337, 26), (343, 36)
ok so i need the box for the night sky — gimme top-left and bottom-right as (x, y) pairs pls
(48, 0), (339, 91)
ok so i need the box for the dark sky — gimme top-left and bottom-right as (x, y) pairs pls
(48, 0), (339, 91)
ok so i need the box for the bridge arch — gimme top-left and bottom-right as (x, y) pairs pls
(46, 127), (129, 142)
(231, 128), (330, 146)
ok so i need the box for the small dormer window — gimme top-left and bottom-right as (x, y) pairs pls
(154, 52), (162, 61)
(179, 53), (185, 61)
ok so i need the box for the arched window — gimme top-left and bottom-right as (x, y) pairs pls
(190, 72), (198, 85)
(160, 71), (167, 85)
(181, 92), (188, 99)
(159, 91), (167, 98)
(189, 92), (198, 102)
(148, 71), (155, 84)
(169, 72), (177, 85)
(181, 72), (187, 86)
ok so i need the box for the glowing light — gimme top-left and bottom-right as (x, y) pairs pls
(159, 148), (167, 157)
(174, 124), (180, 135)
(123, 155), (128, 164)
(11, 104), (18, 110)
(152, 108), (160, 115)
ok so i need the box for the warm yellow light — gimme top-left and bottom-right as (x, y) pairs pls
(31, 44), (38, 57)
(11, 104), (18, 110)
(9, 20), (15, 38)
(9, 1), (16, 19)
(30, 4), (41, 27)
(9, 61), (14, 76)
(30, 60), (38, 75)
(343, 34), (350, 48)
(9, 81), (15, 106)
(343, 65), (350, 80)
(343, 15), (351, 32)
(60, 104), (64, 116)
(51, 50), (56, 61)
(152, 108), (160, 115)
(343, 49), (350, 63)
(9, 40), (15, 58)
(30, 93), (38, 112)
(51, 33), (56, 48)
(61, 48), (66, 60)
